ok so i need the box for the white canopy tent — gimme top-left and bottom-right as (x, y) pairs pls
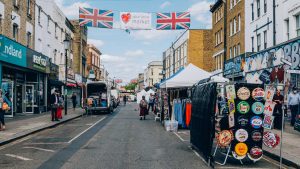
(136, 89), (147, 103)
(160, 64), (229, 89)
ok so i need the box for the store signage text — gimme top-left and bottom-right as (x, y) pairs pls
(33, 55), (47, 67)
(4, 45), (22, 59)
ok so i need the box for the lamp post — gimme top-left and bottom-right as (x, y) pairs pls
(64, 38), (70, 115)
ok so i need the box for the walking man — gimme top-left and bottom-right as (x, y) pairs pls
(288, 88), (300, 126)
(148, 94), (154, 113)
(50, 90), (59, 121)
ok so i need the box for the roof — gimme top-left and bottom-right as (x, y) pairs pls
(210, 0), (223, 13)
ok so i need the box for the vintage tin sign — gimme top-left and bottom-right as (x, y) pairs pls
(252, 88), (265, 101)
(235, 129), (249, 142)
(237, 101), (250, 114)
(248, 146), (263, 161)
(251, 116), (263, 129)
(252, 102), (264, 115)
(228, 99), (236, 114)
(263, 131), (280, 148)
(251, 130), (262, 142)
(226, 85), (236, 100)
(217, 130), (233, 147)
(263, 115), (274, 129)
(237, 87), (251, 100)
(238, 116), (249, 127)
(235, 143), (248, 156)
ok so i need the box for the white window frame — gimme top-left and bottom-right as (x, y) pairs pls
(285, 19), (290, 40)
(296, 15), (300, 37)
(238, 14), (241, 32)
(26, 32), (31, 47)
(27, 0), (31, 16)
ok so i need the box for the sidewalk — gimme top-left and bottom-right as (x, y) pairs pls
(263, 124), (300, 168)
(0, 108), (84, 146)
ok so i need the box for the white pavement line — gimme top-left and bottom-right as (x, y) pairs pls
(23, 146), (55, 153)
(0, 135), (34, 151)
(67, 116), (106, 143)
(24, 142), (67, 145)
(5, 154), (32, 161)
(262, 157), (288, 169)
(191, 149), (208, 165)
(174, 132), (188, 142)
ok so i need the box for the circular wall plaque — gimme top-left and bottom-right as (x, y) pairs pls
(237, 101), (250, 114)
(252, 102), (264, 115)
(252, 88), (265, 101)
(235, 129), (249, 142)
(237, 87), (251, 100)
(251, 116), (263, 129)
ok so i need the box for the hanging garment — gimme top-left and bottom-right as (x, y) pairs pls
(174, 99), (183, 125)
(182, 100), (187, 128)
(186, 102), (192, 127)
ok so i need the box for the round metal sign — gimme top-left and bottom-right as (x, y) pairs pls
(235, 143), (248, 156)
(263, 131), (280, 148)
(252, 88), (265, 101)
(237, 87), (251, 100)
(238, 116), (249, 127)
(232, 151), (246, 160)
(251, 102), (264, 115)
(251, 130), (262, 142)
(251, 116), (263, 129)
(237, 101), (250, 114)
(248, 146), (263, 161)
(217, 130), (233, 147)
(235, 129), (249, 142)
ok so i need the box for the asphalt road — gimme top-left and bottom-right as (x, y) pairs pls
(0, 103), (293, 169)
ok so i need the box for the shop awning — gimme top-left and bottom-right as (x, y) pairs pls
(160, 64), (229, 89)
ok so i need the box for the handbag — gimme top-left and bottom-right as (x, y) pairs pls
(2, 102), (9, 111)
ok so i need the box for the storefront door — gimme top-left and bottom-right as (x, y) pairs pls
(25, 85), (34, 113)
(16, 84), (23, 114)
(2, 81), (14, 117)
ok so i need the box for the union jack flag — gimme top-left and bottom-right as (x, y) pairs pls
(156, 12), (190, 30)
(79, 7), (114, 29)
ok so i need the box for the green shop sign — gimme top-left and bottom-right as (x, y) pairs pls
(27, 48), (48, 73)
(0, 35), (27, 67)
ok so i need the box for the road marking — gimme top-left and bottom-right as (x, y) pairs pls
(0, 135), (34, 151)
(24, 142), (67, 145)
(216, 167), (272, 169)
(174, 132), (189, 142)
(67, 116), (106, 143)
(5, 154), (32, 161)
(23, 146), (55, 153)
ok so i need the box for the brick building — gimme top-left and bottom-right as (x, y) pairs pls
(162, 29), (214, 79)
(87, 44), (101, 81)
(0, 0), (35, 48)
(71, 20), (88, 83)
(210, 0), (226, 72)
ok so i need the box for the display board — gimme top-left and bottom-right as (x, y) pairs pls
(227, 83), (265, 161)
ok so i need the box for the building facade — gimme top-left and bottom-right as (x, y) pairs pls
(87, 44), (101, 81)
(137, 73), (144, 91)
(210, 0), (226, 72)
(163, 29), (214, 79)
(245, 0), (275, 53)
(226, 0), (245, 60)
(144, 61), (163, 87)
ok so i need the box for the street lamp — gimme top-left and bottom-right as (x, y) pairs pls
(64, 38), (70, 115)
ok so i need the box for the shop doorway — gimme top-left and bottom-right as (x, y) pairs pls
(16, 84), (23, 114)
(25, 85), (34, 113)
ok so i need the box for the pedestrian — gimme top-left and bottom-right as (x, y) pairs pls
(0, 89), (12, 131)
(148, 94), (154, 113)
(273, 89), (284, 129)
(71, 92), (77, 111)
(288, 88), (300, 126)
(139, 96), (148, 120)
(123, 95), (127, 106)
(50, 90), (59, 121)
(57, 92), (63, 119)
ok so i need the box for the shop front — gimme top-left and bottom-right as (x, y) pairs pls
(67, 69), (81, 108)
(48, 63), (64, 109)
(0, 35), (49, 117)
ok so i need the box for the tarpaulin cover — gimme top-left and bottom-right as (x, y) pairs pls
(190, 83), (217, 165)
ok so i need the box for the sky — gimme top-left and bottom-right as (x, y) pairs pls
(55, 0), (214, 83)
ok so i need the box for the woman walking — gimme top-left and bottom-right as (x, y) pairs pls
(56, 92), (64, 119)
(0, 89), (11, 130)
(139, 96), (148, 120)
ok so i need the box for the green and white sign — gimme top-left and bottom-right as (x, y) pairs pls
(0, 35), (26, 67)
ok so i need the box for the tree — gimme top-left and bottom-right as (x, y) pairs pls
(125, 83), (137, 91)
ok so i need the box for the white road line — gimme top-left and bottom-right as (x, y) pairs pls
(67, 116), (106, 143)
(23, 142), (67, 145)
(217, 167), (271, 169)
(5, 154), (32, 161)
(23, 146), (55, 153)
(174, 132), (188, 142)
(0, 135), (34, 151)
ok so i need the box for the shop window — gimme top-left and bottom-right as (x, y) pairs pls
(13, 23), (19, 41)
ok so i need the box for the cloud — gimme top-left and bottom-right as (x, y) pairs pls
(188, 1), (212, 25)
(55, 0), (91, 18)
(101, 54), (126, 63)
(160, 1), (171, 9)
(125, 50), (144, 57)
(88, 39), (104, 49)
(131, 30), (176, 41)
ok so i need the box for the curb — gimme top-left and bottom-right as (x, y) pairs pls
(0, 113), (83, 147)
(263, 150), (300, 169)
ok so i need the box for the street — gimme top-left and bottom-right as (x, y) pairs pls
(0, 104), (209, 169)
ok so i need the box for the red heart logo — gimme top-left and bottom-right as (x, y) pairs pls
(121, 13), (131, 24)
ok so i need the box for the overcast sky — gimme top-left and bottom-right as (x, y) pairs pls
(55, 0), (214, 83)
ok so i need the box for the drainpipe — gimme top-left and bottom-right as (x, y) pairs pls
(223, 0), (227, 70)
(273, 0), (276, 46)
